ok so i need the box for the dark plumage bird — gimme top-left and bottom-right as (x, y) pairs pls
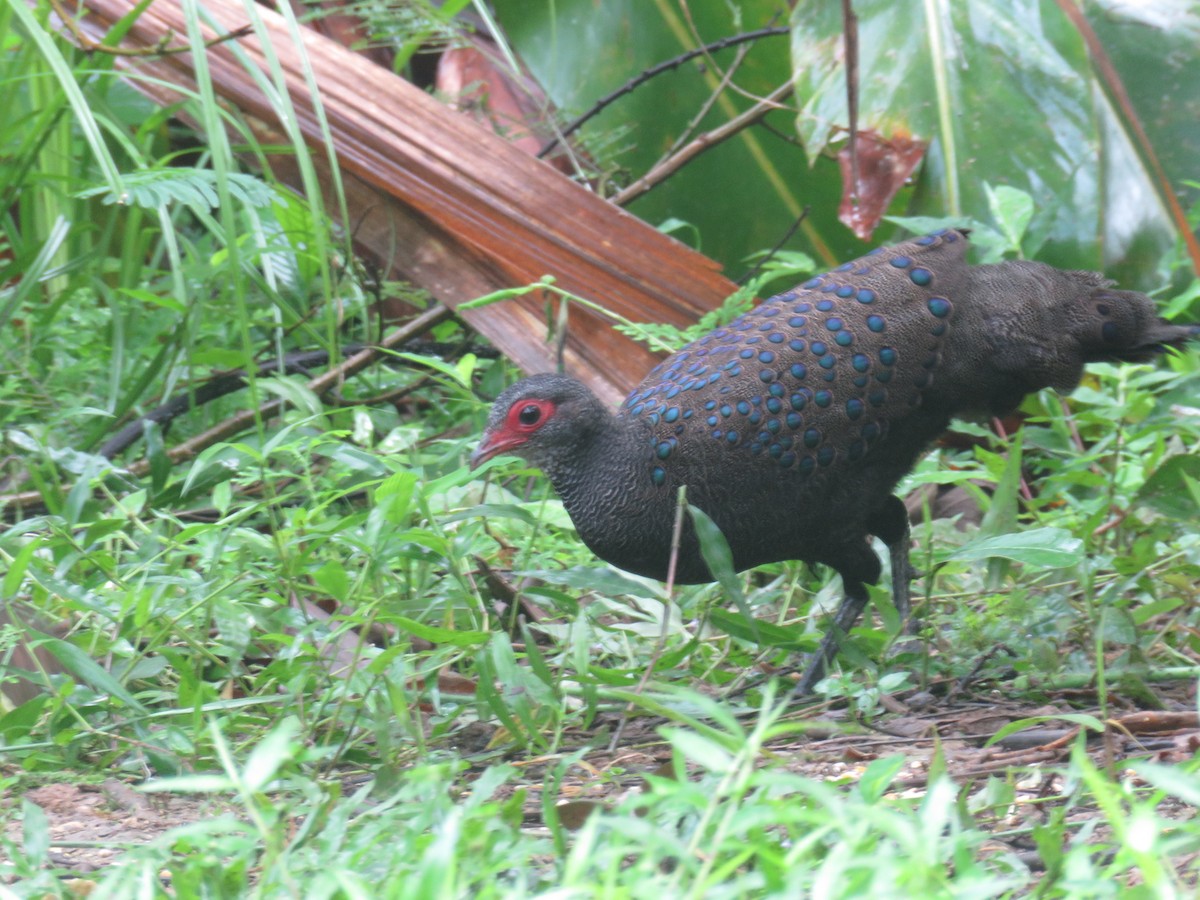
(472, 230), (1196, 692)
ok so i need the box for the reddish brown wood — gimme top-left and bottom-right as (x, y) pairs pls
(70, 0), (739, 406)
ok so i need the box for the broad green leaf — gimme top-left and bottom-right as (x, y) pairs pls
(41, 637), (147, 712)
(948, 527), (1083, 568)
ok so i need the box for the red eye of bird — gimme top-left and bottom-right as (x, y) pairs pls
(507, 399), (554, 432)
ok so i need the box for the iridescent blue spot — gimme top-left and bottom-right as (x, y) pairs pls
(811, 341), (828, 355)
(802, 277), (823, 289)
(769, 443), (783, 459)
(780, 451), (797, 468)
(631, 404), (644, 415)
(663, 407), (679, 423)
(815, 391), (832, 408)
(789, 317), (807, 328)
(794, 303), (812, 313)
(890, 256), (911, 268)
(931, 322), (947, 337)
(729, 365), (743, 376)
(869, 390), (887, 407)
(768, 333), (785, 344)
(767, 419), (782, 434)
(791, 363), (807, 379)
(799, 456), (816, 475)
(867, 247), (884, 256)
(944, 231), (958, 242)
(726, 431), (739, 445)
(835, 333), (853, 347)
(705, 400), (717, 410)
(879, 347), (897, 366)
(751, 396), (763, 405)
(759, 369), (775, 383)
(769, 383), (785, 398)
(852, 354), (870, 373)
(683, 409), (694, 419)
(862, 422), (881, 441)
(816, 299), (835, 311)
(789, 340), (806, 353)
(656, 441), (673, 459)
(927, 297), (951, 318)
(853, 375), (869, 388)
(644, 398), (659, 409)
(835, 262), (854, 272)
(846, 399), (864, 420)
(867, 315), (886, 333)
(749, 442), (763, 455)
(857, 289), (876, 304)
(748, 411), (762, 425)
(836, 285), (855, 298)
(826, 317), (844, 332)
(803, 428), (821, 448)
(767, 397), (783, 414)
(790, 393), (808, 411)
(759, 322), (775, 332)
(875, 369), (893, 384)
(758, 431), (771, 442)
(746, 336), (761, 345)
(759, 351), (776, 364)
(666, 386), (680, 399)
(910, 267), (933, 286)
(648, 413), (660, 425)
(720, 404), (733, 417)
(686, 362), (702, 373)
(786, 412), (803, 429)
(761, 307), (780, 316)
(817, 446), (835, 466)
(821, 283), (838, 293)
(707, 416), (718, 426)
(651, 467), (666, 486)
(915, 235), (935, 246)
(819, 355), (836, 370)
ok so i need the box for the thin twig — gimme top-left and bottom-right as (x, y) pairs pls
(612, 81), (794, 207)
(538, 26), (789, 159)
(841, 0), (860, 206)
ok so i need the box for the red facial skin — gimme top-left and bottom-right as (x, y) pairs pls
(469, 398), (557, 469)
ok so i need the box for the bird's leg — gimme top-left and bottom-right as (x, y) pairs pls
(793, 582), (870, 696)
(793, 497), (916, 698)
(873, 495), (915, 633)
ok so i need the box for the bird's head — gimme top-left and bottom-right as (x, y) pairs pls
(470, 374), (605, 471)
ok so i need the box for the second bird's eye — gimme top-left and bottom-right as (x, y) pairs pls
(518, 404), (541, 425)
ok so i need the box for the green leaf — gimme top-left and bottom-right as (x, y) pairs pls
(948, 527), (1084, 568)
(393, 617), (492, 648)
(41, 638), (147, 712)
(857, 754), (907, 803)
(242, 718), (299, 793)
(987, 713), (1105, 746)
